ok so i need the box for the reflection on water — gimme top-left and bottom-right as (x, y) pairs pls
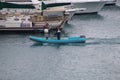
(0, 5), (120, 80)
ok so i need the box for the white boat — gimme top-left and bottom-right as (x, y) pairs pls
(0, 8), (72, 30)
(0, 13), (62, 29)
(102, 0), (117, 5)
(0, 14), (64, 30)
(26, 0), (106, 14)
(0, 0), (36, 14)
(116, 0), (120, 6)
(0, 0), (77, 31)
(46, 0), (106, 14)
(0, 0), (76, 21)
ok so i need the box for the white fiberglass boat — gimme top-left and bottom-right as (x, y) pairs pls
(29, 0), (106, 14)
(51, 0), (106, 14)
(116, 0), (120, 6)
(101, 0), (117, 5)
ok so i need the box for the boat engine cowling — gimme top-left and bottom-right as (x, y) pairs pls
(80, 35), (86, 38)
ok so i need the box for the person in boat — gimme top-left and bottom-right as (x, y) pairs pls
(56, 27), (61, 40)
(44, 22), (50, 40)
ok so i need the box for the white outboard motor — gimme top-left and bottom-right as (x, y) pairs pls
(80, 35), (86, 38)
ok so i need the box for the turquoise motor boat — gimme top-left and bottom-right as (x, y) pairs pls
(29, 36), (86, 44)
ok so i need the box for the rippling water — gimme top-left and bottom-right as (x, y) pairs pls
(0, 5), (120, 80)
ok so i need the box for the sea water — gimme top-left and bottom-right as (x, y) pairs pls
(0, 5), (120, 80)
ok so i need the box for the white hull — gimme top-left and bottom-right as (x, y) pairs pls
(71, 1), (106, 14)
(116, 0), (120, 6)
(29, 0), (106, 14)
(0, 11), (67, 29)
(51, 0), (106, 13)
(1, 0), (105, 14)
(102, 0), (117, 5)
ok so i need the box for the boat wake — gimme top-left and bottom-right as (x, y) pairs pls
(86, 37), (120, 45)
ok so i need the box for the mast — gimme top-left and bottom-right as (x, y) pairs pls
(41, 0), (47, 10)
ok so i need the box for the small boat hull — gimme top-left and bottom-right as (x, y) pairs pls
(29, 36), (86, 44)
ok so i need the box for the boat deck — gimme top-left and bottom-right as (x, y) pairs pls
(0, 27), (43, 31)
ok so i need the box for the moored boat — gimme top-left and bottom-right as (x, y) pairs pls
(0, 1), (72, 31)
(0, 0), (77, 31)
(102, 0), (117, 5)
(116, 0), (120, 6)
(29, 0), (106, 14)
(48, 0), (106, 14)
(29, 36), (86, 44)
